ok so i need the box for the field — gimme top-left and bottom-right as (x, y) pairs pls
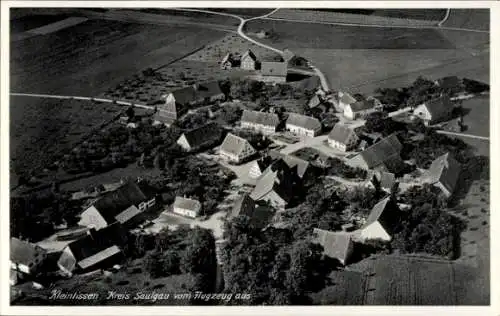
(310, 270), (367, 305)
(299, 9), (447, 21)
(206, 8), (274, 18)
(10, 97), (124, 177)
(10, 14), (71, 33)
(457, 95), (490, 156)
(443, 9), (490, 31)
(10, 14), (227, 177)
(137, 8), (239, 27)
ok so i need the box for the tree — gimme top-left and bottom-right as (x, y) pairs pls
(126, 106), (135, 121)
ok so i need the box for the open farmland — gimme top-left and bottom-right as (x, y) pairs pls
(443, 9), (489, 31)
(10, 97), (124, 177)
(310, 270), (367, 305)
(10, 14), (227, 178)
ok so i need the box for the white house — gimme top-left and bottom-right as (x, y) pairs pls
(10, 238), (47, 275)
(413, 96), (453, 126)
(327, 124), (359, 152)
(173, 196), (201, 218)
(343, 99), (377, 120)
(423, 152), (461, 198)
(338, 91), (357, 111)
(285, 113), (322, 137)
(356, 197), (401, 242)
(240, 49), (258, 70)
(240, 110), (280, 135)
(219, 133), (256, 163)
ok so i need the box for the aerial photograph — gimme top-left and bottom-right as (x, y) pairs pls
(7, 6), (490, 307)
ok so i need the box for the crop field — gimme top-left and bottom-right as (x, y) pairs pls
(206, 8), (274, 18)
(10, 14), (71, 33)
(185, 33), (278, 63)
(10, 96), (124, 177)
(310, 270), (366, 305)
(443, 9), (489, 31)
(363, 255), (457, 305)
(268, 9), (443, 27)
(136, 8), (239, 27)
(246, 20), (454, 49)
(10, 15), (227, 177)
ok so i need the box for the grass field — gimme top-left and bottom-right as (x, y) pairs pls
(310, 270), (367, 305)
(206, 8), (274, 17)
(246, 20), (454, 49)
(300, 9), (447, 21)
(10, 14), (71, 33)
(10, 16), (227, 177)
(443, 9), (489, 31)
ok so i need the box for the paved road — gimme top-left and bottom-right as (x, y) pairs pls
(438, 8), (451, 27)
(436, 130), (489, 141)
(10, 92), (154, 110)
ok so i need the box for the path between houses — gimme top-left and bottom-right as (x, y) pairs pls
(10, 92), (154, 110)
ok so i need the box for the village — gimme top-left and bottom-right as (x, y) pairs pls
(9, 29), (489, 305)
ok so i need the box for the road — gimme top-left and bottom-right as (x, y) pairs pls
(436, 130), (489, 141)
(10, 92), (154, 110)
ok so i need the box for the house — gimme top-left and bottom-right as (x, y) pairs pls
(78, 181), (156, 230)
(57, 223), (127, 275)
(219, 133), (256, 163)
(356, 197), (401, 242)
(154, 81), (225, 126)
(229, 194), (274, 229)
(248, 155), (275, 179)
(343, 98), (377, 120)
(285, 113), (322, 137)
(327, 124), (359, 152)
(250, 161), (300, 209)
(283, 48), (295, 62)
(423, 153), (461, 198)
(260, 61), (287, 83)
(373, 171), (398, 193)
(346, 134), (404, 174)
(220, 53), (239, 69)
(308, 94), (322, 108)
(413, 96), (454, 126)
(173, 196), (201, 218)
(176, 122), (223, 152)
(313, 228), (354, 265)
(241, 49), (258, 70)
(248, 152), (310, 180)
(338, 91), (357, 111)
(240, 110), (280, 134)
(10, 238), (47, 275)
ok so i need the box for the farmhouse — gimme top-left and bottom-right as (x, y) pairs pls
(285, 113), (322, 137)
(260, 61), (287, 83)
(248, 155), (275, 179)
(372, 171), (397, 193)
(241, 110), (280, 134)
(423, 153), (461, 198)
(173, 196), (201, 218)
(78, 181), (156, 230)
(219, 133), (256, 163)
(250, 160), (301, 209)
(229, 194), (275, 229)
(344, 99), (377, 120)
(220, 53), (239, 69)
(327, 124), (359, 152)
(176, 122), (223, 152)
(57, 223), (127, 275)
(413, 95), (454, 126)
(10, 238), (48, 276)
(356, 197), (401, 242)
(313, 228), (354, 265)
(155, 81), (225, 126)
(346, 134), (404, 173)
(269, 151), (311, 179)
(338, 91), (357, 111)
(240, 49), (258, 70)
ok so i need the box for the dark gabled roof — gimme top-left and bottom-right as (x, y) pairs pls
(426, 153), (461, 194)
(267, 151), (310, 179)
(250, 164), (296, 204)
(67, 222), (126, 264)
(180, 122), (222, 148)
(11, 238), (46, 266)
(174, 196), (201, 212)
(358, 134), (402, 169)
(171, 86), (197, 106)
(115, 205), (141, 224)
(230, 194), (255, 219)
(313, 228), (353, 264)
(420, 96), (453, 119)
(378, 172), (396, 190)
(286, 113), (322, 131)
(328, 124), (357, 144)
(241, 110), (280, 127)
(92, 181), (148, 224)
(229, 194), (274, 229)
(349, 99), (375, 112)
(260, 61), (287, 77)
(362, 197), (400, 234)
(220, 133), (254, 156)
(195, 81), (224, 100)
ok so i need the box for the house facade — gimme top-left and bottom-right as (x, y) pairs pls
(413, 96), (453, 126)
(10, 238), (48, 275)
(176, 123), (222, 152)
(241, 50), (258, 70)
(327, 124), (359, 152)
(219, 133), (256, 163)
(241, 110), (280, 135)
(338, 91), (357, 111)
(356, 197), (401, 242)
(285, 113), (322, 137)
(173, 196), (201, 218)
(343, 99), (376, 120)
